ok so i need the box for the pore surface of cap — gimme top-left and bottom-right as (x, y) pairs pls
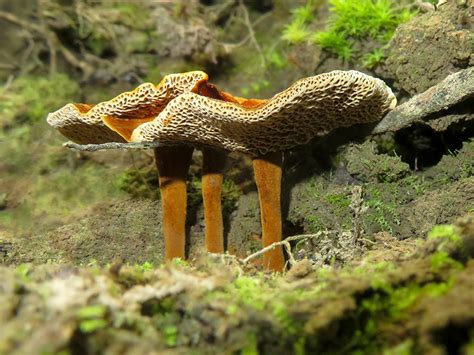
(46, 71), (209, 144)
(132, 70), (397, 156)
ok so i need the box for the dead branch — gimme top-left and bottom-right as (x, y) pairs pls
(0, 9), (95, 77)
(63, 141), (167, 151)
(242, 232), (327, 267)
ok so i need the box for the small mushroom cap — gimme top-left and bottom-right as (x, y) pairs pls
(131, 70), (397, 156)
(46, 71), (209, 144)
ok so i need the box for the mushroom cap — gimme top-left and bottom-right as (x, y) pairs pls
(46, 71), (209, 144)
(131, 70), (397, 156)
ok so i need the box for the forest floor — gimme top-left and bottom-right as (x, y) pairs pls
(0, 0), (473, 353)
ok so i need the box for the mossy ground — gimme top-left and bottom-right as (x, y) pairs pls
(1, 218), (473, 354)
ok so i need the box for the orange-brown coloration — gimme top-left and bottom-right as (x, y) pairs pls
(202, 148), (227, 253)
(220, 91), (268, 108)
(154, 145), (194, 260)
(73, 103), (95, 113)
(102, 116), (156, 141)
(252, 151), (285, 272)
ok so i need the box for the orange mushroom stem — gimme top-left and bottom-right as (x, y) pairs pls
(252, 151), (285, 271)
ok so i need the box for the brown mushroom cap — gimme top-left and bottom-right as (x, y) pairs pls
(131, 70), (397, 156)
(46, 71), (210, 144)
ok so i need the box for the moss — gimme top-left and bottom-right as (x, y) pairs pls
(0, 161), (124, 234)
(305, 215), (325, 233)
(325, 193), (351, 215)
(428, 224), (463, 248)
(281, 1), (315, 43)
(345, 141), (410, 183)
(15, 264), (30, 282)
(77, 305), (109, 333)
(162, 325), (178, 347)
(361, 48), (386, 69)
(344, 272), (457, 353)
(0, 73), (79, 127)
(363, 187), (401, 234)
(283, 0), (417, 67)
(242, 333), (259, 355)
(430, 252), (463, 271)
(115, 165), (160, 200)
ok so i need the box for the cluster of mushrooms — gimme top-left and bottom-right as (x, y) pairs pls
(47, 70), (396, 271)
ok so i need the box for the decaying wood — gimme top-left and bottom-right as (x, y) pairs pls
(373, 67), (474, 133)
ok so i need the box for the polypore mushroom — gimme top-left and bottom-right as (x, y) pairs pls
(130, 70), (396, 270)
(47, 71), (230, 261)
(47, 70), (396, 272)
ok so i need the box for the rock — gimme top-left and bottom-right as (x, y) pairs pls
(374, 67), (474, 133)
(345, 141), (410, 183)
(381, 0), (473, 95)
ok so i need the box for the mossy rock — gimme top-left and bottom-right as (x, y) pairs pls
(383, 1), (474, 94)
(345, 140), (410, 183)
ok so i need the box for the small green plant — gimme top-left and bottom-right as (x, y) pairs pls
(77, 305), (108, 333)
(313, 0), (415, 65)
(284, 0), (416, 67)
(242, 333), (259, 355)
(312, 31), (353, 61)
(364, 188), (401, 233)
(266, 48), (288, 69)
(430, 252), (463, 271)
(135, 261), (154, 272)
(281, 1), (316, 44)
(171, 258), (189, 267)
(282, 21), (312, 44)
(361, 48), (386, 69)
(16, 264), (30, 282)
(163, 325), (179, 347)
(428, 224), (462, 245)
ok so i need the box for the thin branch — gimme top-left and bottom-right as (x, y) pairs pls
(236, 0), (266, 68)
(221, 11), (271, 50)
(0, 9), (95, 77)
(242, 232), (327, 266)
(63, 141), (169, 151)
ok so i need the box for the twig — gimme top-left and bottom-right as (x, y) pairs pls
(237, 0), (266, 68)
(63, 141), (168, 152)
(221, 11), (271, 50)
(3, 75), (14, 90)
(349, 185), (368, 245)
(0, 9), (95, 77)
(242, 232), (326, 266)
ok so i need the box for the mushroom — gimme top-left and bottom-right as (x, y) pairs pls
(47, 71), (231, 261)
(130, 70), (397, 270)
(47, 70), (396, 272)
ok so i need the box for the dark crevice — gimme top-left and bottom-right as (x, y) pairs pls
(431, 322), (473, 355)
(393, 119), (474, 170)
